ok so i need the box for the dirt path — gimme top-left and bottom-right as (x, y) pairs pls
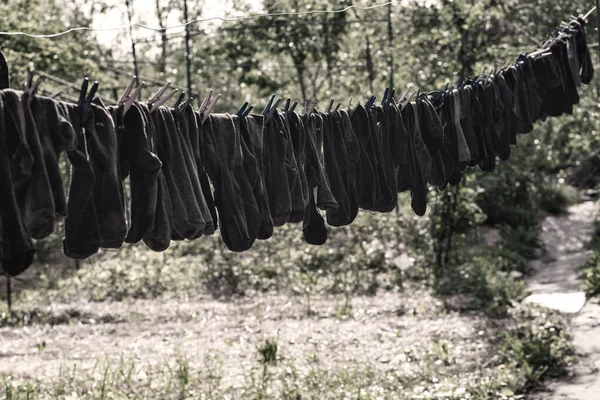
(527, 201), (600, 399)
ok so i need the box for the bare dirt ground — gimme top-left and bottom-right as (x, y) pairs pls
(0, 288), (491, 391)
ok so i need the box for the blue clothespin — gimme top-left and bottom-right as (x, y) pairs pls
(237, 101), (249, 117)
(78, 77), (98, 125)
(381, 88), (389, 105)
(263, 95), (275, 116)
(242, 105), (254, 118)
(365, 95), (376, 108)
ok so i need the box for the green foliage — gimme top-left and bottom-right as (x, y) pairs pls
(257, 339), (279, 366)
(439, 253), (525, 316)
(0, 0), (112, 92)
(500, 223), (541, 260)
(539, 184), (580, 215)
(501, 305), (573, 389)
(582, 252), (600, 297)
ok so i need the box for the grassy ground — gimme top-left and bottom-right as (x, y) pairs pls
(0, 209), (575, 399)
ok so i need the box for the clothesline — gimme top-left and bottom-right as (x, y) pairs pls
(0, 11), (595, 279)
(0, 1), (397, 38)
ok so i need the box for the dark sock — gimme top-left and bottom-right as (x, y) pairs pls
(173, 105), (213, 238)
(141, 104), (173, 252)
(120, 103), (162, 244)
(204, 114), (257, 252)
(0, 93), (35, 276)
(264, 114), (292, 226)
(349, 104), (381, 210)
(30, 96), (76, 219)
(285, 111), (309, 223)
(15, 91), (55, 239)
(152, 106), (204, 240)
(239, 114), (274, 240)
(61, 103), (100, 259)
(303, 190), (328, 245)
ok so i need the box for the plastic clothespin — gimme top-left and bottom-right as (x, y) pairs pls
(365, 96), (376, 108)
(242, 105), (254, 118)
(237, 101), (254, 119)
(237, 101), (250, 117)
(334, 102), (342, 111)
(289, 102), (298, 113)
(78, 77), (99, 125)
(24, 70), (44, 98)
(123, 82), (145, 115)
(381, 88), (390, 105)
(176, 93), (194, 117)
(201, 93), (221, 123)
(150, 89), (179, 114)
(283, 98), (291, 112)
(173, 91), (186, 109)
(398, 87), (411, 105)
(199, 89), (214, 114)
(118, 76), (137, 105)
(262, 94), (276, 116)
(271, 98), (282, 115)
(148, 81), (172, 104)
(326, 99), (335, 113)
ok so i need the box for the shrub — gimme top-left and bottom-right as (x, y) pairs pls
(582, 252), (600, 297)
(502, 305), (573, 389)
(538, 184), (579, 215)
(440, 255), (526, 316)
(500, 223), (541, 260)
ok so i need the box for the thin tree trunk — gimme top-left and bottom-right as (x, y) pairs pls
(155, 0), (168, 75)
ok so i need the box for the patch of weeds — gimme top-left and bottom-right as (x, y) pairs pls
(440, 255), (525, 317)
(501, 304), (573, 391)
(538, 184), (579, 215)
(483, 246), (529, 275)
(0, 306), (122, 328)
(500, 223), (541, 260)
(592, 219), (600, 252)
(582, 251), (600, 297)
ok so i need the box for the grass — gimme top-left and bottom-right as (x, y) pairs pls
(0, 303), (570, 400)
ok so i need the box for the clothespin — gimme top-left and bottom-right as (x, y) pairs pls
(334, 102), (342, 111)
(78, 77), (99, 125)
(118, 76), (137, 105)
(200, 91), (221, 122)
(365, 96), (376, 108)
(348, 97), (353, 109)
(398, 87), (411, 106)
(283, 98), (291, 112)
(381, 88), (390, 105)
(122, 82), (144, 115)
(326, 99), (335, 113)
(237, 101), (254, 119)
(176, 94), (194, 117)
(263, 95), (281, 121)
(148, 81), (172, 104)
(149, 88), (179, 114)
(172, 91), (186, 109)
(237, 101), (250, 117)
(263, 94), (275, 116)
(289, 102), (298, 113)
(23, 70), (44, 98)
(409, 89), (419, 102)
